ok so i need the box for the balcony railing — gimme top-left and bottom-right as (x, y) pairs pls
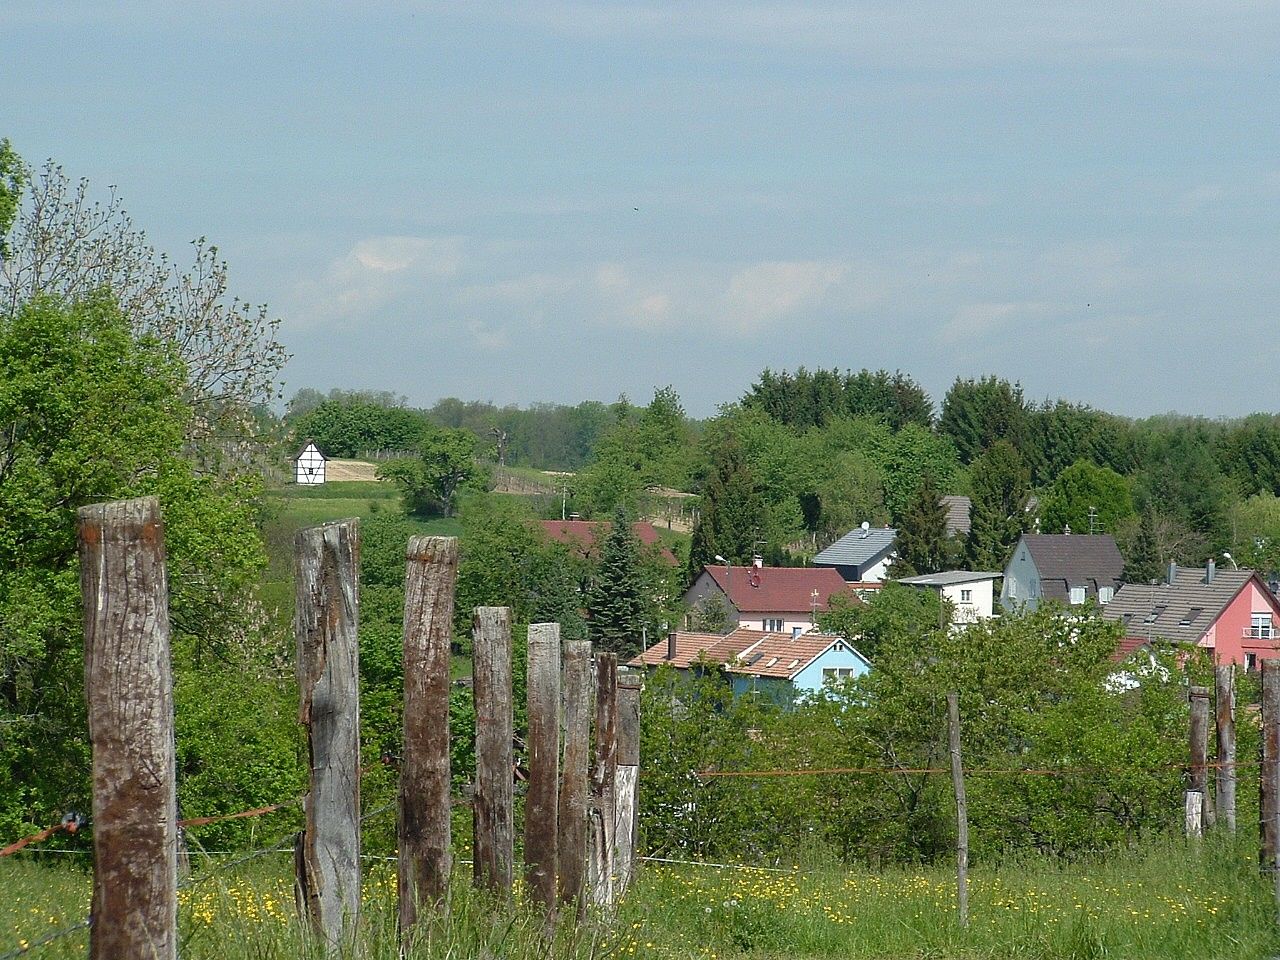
(1244, 626), (1275, 640)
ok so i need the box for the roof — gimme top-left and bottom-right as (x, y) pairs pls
(629, 628), (762, 669)
(940, 495), (971, 537)
(1016, 534), (1124, 600)
(630, 628), (867, 681)
(1111, 635), (1155, 663)
(814, 526), (897, 567)
(293, 440), (326, 461)
(1101, 565), (1264, 645)
(539, 520), (678, 566)
(897, 570), (1001, 587)
(702, 564), (852, 613)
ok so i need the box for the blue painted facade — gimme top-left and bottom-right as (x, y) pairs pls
(732, 638), (872, 706)
(1001, 539), (1041, 610)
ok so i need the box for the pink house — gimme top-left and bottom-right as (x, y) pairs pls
(1102, 560), (1280, 668)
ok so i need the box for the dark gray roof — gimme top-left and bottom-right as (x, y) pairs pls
(1017, 534), (1123, 600)
(898, 570), (1001, 587)
(815, 526), (897, 567)
(1102, 566), (1257, 644)
(940, 495), (971, 537)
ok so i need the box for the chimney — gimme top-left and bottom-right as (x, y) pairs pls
(1167, 561), (1177, 586)
(666, 631), (677, 661)
(1206, 558), (1215, 584)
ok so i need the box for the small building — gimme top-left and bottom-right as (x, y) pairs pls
(814, 524), (897, 583)
(1000, 533), (1123, 611)
(684, 562), (852, 636)
(539, 519), (679, 566)
(629, 626), (871, 703)
(896, 570), (1000, 624)
(294, 441), (327, 485)
(1102, 560), (1280, 668)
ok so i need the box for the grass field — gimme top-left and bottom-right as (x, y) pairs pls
(2, 839), (1274, 959)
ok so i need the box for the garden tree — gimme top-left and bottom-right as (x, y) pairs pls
(290, 391), (428, 457)
(636, 385), (696, 489)
(817, 582), (944, 662)
(1038, 460), (1135, 536)
(1230, 494), (1280, 573)
(688, 593), (732, 632)
(939, 375), (1029, 464)
(1134, 424), (1231, 557)
(687, 435), (767, 580)
(875, 422), (961, 520)
(586, 508), (648, 655)
(1121, 509), (1163, 584)
(378, 427), (489, 517)
(889, 473), (953, 577)
(0, 293), (272, 839)
(0, 154), (287, 466)
(965, 440), (1030, 570)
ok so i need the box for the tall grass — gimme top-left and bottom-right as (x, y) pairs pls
(2, 837), (1276, 959)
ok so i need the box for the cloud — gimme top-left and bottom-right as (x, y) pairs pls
(464, 319), (509, 350)
(939, 301), (1056, 343)
(721, 260), (850, 332)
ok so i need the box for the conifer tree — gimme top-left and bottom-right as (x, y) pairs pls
(966, 440), (1030, 570)
(891, 474), (951, 577)
(1124, 510), (1163, 584)
(587, 507), (647, 655)
(686, 437), (766, 581)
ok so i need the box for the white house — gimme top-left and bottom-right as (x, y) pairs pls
(683, 561), (852, 636)
(813, 524), (897, 583)
(896, 570), (1001, 624)
(294, 441), (327, 485)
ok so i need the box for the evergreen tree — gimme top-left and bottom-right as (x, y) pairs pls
(686, 437), (767, 580)
(587, 507), (647, 655)
(1124, 510), (1163, 584)
(966, 440), (1030, 570)
(890, 474), (951, 577)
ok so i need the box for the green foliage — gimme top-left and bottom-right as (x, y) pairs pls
(1025, 400), (1138, 484)
(1039, 460), (1135, 536)
(289, 392), (428, 457)
(576, 388), (695, 514)
(1135, 424), (1231, 558)
(585, 508), (648, 655)
(965, 440), (1030, 570)
(687, 435), (767, 578)
(1230, 494), (1280, 573)
(888, 473), (953, 577)
(817, 582), (942, 662)
(742, 367), (934, 430)
(939, 375), (1029, 464)
(0, 139), (23, 259)
(1123, 509), (1164, 583)
(379, 427), (490, 518)
(1219, 413), (1280, 498)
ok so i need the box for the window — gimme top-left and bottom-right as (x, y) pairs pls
(1069, 586), (1086, 605)
(1099, 587), (1114, 604)
(1144, 605), (1167, 624)
(764, 618), (784, 632)
(1251, 613), (1274, 640)
(791, 626), (804, 639)
(960, 589), (973, 603)
(1179, 607), (1203, 627)
(1030, 579), (1040, 598)
(822, 667), (856, 683)
(1008, 579), (1018, 599)
(1247, 653), (1260, 671)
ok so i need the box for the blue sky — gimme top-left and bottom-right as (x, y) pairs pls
(5, 2), (1280, 417)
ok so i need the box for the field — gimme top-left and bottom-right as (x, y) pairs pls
(2, 838), (1275, 959)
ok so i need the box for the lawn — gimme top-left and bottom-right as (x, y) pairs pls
(2, 838), (1274, 959)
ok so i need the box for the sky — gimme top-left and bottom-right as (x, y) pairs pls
(4, 1), (1280, 419)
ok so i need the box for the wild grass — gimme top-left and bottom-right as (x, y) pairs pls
(2, 837), (1275, 959)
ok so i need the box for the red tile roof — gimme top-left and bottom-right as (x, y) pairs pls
(539, 520), (678, 566)
(703, 564), (852, 613)
(629, 628), (763, 669)
(629, 627), (857, 681)
(1112, 635), (1154, 663)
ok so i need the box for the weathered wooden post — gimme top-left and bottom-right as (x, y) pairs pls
(589, 653), (618, 908)
(946, 692), (969, 929)
(1216, 664), (1237, 833)
(399, 536), (458, 933)
(294, 519), (362, 951)
(558, 639), (592, 916)
(473, 607), (514, 897)
(614, 679), (641, 899)
(1263, 661), (1280, 916)
(79, 497), (177, 960)
(525, 623), (561, 920)
(1185, 790), (1204, 838)
(1189, 684), (1212, 833)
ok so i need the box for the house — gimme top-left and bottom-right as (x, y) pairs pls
(1102, 560), (1280, 668)
(629, 626), (871, 702)
(1000, 533), (1124, 611)
(896, 570), (1001, 624)
(539, 519), (679, 566)
(683, 561), (852, 636)
(814, 524), (897, 583)
(294, 440), (327, 485)
(940, 495), (972, 538)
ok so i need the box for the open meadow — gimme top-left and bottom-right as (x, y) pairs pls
(2, 838), (1275, 959)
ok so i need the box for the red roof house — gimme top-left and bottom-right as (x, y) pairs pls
(683, 562), (853, 636)
(539, 519), (678, 566)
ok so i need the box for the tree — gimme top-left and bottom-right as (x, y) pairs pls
(1038, 461), (1135, 536)
(966, 440), (1030, 570)
(890, 474), (952, 577)
(379, 427), (488, 517)
(817, 583), (943, 662)
(939, 376), (1028, 464)
(687, 436), (767, 580)
(1134, 424), (1231, 557)
(1122, 509), (1163, 584)
(0, 155), (287, 464)
(291, 392), (428, 457)
(587, 508), (647, 655)
(0, 139), (22, 259)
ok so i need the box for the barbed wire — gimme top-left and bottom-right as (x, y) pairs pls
(695, 758), (1261, 780)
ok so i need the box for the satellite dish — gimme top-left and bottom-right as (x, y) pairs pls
(860, 521), (870, 531)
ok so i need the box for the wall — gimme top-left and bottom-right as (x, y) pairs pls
(736, 613), (817, 635)
(791, 640), (871, 694)
(941, 580), (996, 622)
(1208, 579), (1280, 665)
(861, 554), (893, 583)
(1000, 540), (1041, 611)
(682, 571), (742, 629)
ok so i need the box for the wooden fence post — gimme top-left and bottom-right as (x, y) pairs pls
(946, 692), (969, 929)
(1215, 665), (1236, 833)
(1189, 685), (1213, 831)
(399, 536), (458, 933)
(589, 653), (619, 908)
(526, 623), (562, 920)
(473, 607), (514, 897)
(1263, 660), (1280, 917)
(558, 639), (592, 917)
(294, 519), (362, 950)
(79, 497), (177, 960)
(614, 679), (641, 899)
(1185, 790), (1204, 838)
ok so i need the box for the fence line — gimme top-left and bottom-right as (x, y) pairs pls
(694, 759), (1261, 780)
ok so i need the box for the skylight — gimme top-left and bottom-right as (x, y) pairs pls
(1179, 607), (1203, 627)
(1144, 605), (1167, 624)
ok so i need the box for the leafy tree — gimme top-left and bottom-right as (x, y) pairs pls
(817, 582), (943, 662)
(379, 427), (489, 517)
(890, 474), (952, 577)
(1134, 424), (1231, 557)
(1219, 414), (1280, 498)
(290, 391), (427, 457)
(939, 375), (1028, 464)
(586, 508), (648, 655)
(1038, 460), (1135, 536)
(742, 367), (933, 430)
(1024, 400), (1137, 484)
(966, 440), (1030, 570)
(687, 436), (767, 579)
(1229, 494), (1280, 574)
(0, 139), (23, 259)
(1122, 509), (1163, 584)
